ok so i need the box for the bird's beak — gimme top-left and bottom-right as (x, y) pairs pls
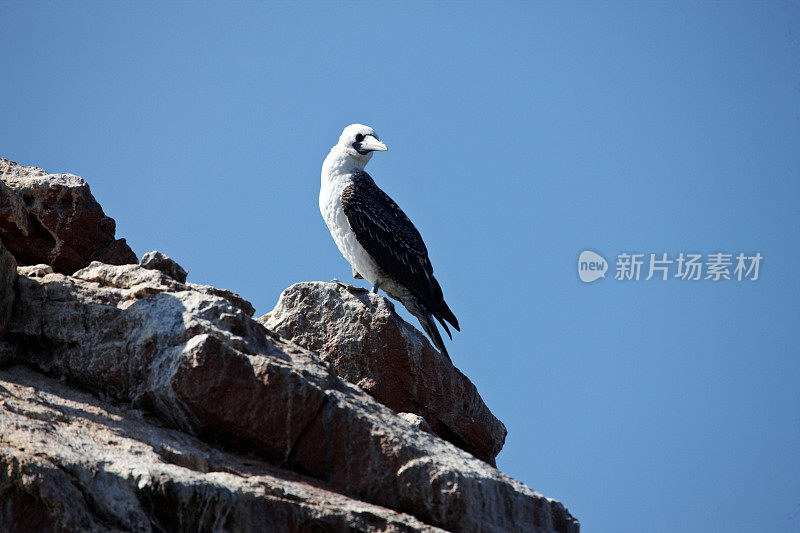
(356, 135), (388, 152)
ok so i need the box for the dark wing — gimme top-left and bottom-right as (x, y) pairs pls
(341, 171), (459, 332)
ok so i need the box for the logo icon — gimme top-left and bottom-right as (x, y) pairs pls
(578, 250), (608, 283)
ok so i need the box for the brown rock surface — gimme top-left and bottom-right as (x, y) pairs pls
(260, 282), (507, 466)
(1, 262), (578, 532)
(0, 158), (136, 274)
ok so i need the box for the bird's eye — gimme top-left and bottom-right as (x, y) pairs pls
(355, 134), (365, 143)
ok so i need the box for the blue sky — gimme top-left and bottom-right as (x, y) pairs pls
(2, 2), (798, 531)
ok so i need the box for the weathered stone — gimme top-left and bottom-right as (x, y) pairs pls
(2, 263), (578, 532)
(140, 250), (188, 283)
(0, 156), (579, 532)
(15, 264), (52, 278)
(0, 239), (15, 334)
(0, 158), (136, 274)
(399, 412), (434, 434)
(261, 282), (507, 465)
(73, 260), (254, 317)
(0, 365), (446, 532)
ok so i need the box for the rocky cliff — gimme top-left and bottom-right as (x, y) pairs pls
(0, 158), (579, 532)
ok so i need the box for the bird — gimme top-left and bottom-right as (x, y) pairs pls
(319, 124), (459, 361)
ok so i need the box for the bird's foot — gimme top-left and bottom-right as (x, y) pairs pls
(332, 279), (369, 293)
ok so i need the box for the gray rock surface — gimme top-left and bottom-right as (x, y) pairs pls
(261, 282), (507, 465)
(1, 262), (578, 532)
(0, 365), (445, 533)
(140, 250), (188, 283)
(0, 156), (579, 532)
(15, 264), (52, 278)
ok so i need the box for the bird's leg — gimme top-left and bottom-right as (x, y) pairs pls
(371, 281), (381, 294)
(352, 266), (363, 279)
(332, 278), (368, 293)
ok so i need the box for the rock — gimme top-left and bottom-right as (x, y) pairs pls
(2, 263), (578, 532)
(15, 264), (52, 278)
(399, 412), (434, 434)
(0, 158), (137, 274)
(140, 250), (188, 283)
(260, 282), (507, 466)
(74, 260), (255, 317)
(0, 158), (579, 531)
(0, 365), (445, 532)
(0, 239), (15, 334)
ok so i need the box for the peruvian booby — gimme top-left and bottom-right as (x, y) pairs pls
(319, 124), (459, 360)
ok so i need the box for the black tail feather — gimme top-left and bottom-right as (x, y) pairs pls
(435, 315), (452, 340)
(418, 311), (452, 362)
(437, 301), (460, 333)
(429, 276), (459, 332)
(401, 291), (456, 361)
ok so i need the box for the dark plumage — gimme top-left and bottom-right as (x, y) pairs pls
(341, 170), (459, 359)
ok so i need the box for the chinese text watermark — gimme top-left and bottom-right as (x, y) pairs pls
(578, 251), (762, 283)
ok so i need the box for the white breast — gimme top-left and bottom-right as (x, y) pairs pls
(320, 151), (383, 285)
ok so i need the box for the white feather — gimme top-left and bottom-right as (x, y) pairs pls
(319, 126), (383, 286)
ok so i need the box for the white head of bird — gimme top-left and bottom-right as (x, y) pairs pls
(325, 124), (388, 174)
